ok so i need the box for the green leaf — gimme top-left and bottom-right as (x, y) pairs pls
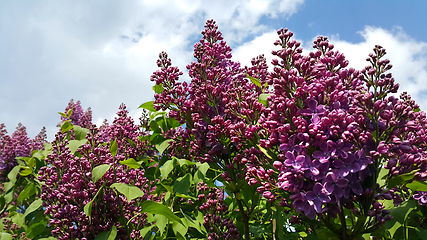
(84, 200), (94, 219)
(407, 181), (427, 191)
(95, 226), (117, 240)
(66, 108), (73, 117)
(24, 199), (43, 218)
(74, 125), (90, 140)
(156, 139), (172, 155)
(259, 93), (271, 101)
(60, 121), (73, 133)
(180, 210), (205, 234)
(92, 164), (111, 183)
(19, 166), (33, 176)
(26, 220), (47, 239)
(173, 173), (192, 194)
(154, 214), (168, 236)
(67, 139), (87, 154)
(153, 83), (164, 94)
(387, 171), (416, 188)
(58, 112), (68, 118)
(8, 165), (20, 183)
(160, 160), (174, 179)
(111, 183), (144, 202)
(273, 210), (284, 240)
(140, 225), (156, 238)
(11, 213), (25, 228)
(173, 221), (188, 237)
(246, 73), (261, 88)
(17, 182), (36, 203)
(258, 145), (274, 160)
(0, 233), (13, 240)
(139, 101), (156, 112)
(38, 238), (57, 240)
(197, 162), (209, 175)
(119, 158), (142, 169)
(110, 139), (118, 157)
(141, 201), (182, 224)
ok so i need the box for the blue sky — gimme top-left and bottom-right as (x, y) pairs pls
(0, 0), (426, 140)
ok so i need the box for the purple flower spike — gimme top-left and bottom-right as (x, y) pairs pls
(306, 183), (331, 213)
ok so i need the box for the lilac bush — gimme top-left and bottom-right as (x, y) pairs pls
(0, 123), (46, 181)
(39, 103), (153, 239)
(149, 20), (427, 239)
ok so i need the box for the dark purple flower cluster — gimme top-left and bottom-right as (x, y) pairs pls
(0, 123), (46, 181)
(39, 103), (152, 239)
(197, 183), (239, 240)
(58, 99), (93, 128)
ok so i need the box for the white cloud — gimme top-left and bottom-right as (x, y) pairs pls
(330, 26), (427, 110)
(0, 0), (304, 140)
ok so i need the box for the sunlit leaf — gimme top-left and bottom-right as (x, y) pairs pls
(156, 139), (172, 155)
(139, 101), (156, 112)
(17, 182), (36, 203)
(119, 158), (142, 169)
(24, 199), (43, 218)
(406, 181), (427, 191)
(95, 226), (117, 240)
(110, 139), (118, 157)
(173, 173), (191, 194)
(141, 201), (182, 223)
(92, 164), (111, 183)
(246, 73), (261, 88)
(67, 139), (87, 154)
(74, 125), (89, 140)
(111, 183), (144, 202)
(61, 121), (73, 133)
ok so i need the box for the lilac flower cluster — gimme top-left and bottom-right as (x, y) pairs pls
(197, 183), (239, 240)
(249, 29), (427, 223)
(58, 99), (93, 128)
(150, 20), (427, 235)
(39, 103), (152, 239)
(0, 123), (46, 181)
(2, 218), (30, 240)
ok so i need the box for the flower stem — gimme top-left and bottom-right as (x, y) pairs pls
(236, 194), (250, 239)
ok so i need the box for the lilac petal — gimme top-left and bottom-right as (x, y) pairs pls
(312, 114), (320, 124)
(333, 186), (344, 198)
(306, 191), (316, 201)
(313, 150), (325, 159)
(310, 167), (320, 176)
(319, 141), (329, 153)
(336, 178), (349, 188)
(313, 199), (323, 213)
(318, 193), (331, 203)
(294, 199), (306, 211)
(279, 143), (287, 152)
(350, 162), (361, 173)
(285, 151), (295, 161)
(305, 207), (316, 219)
(324, 182), (334, 194)
(351, 182), (363, 195)
(313, 183), (323, 192)
(308, 99), (318, 111)
(340, 167), (350, 177)
(295, 155), (306, 164)
(332, 159), (344, 168)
